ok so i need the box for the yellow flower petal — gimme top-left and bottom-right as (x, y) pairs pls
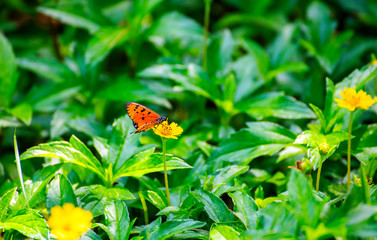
(48, 203), (93, 240)
(153, 120), (183, 139)
(334, 87), (376, 111)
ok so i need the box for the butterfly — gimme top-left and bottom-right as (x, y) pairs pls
(126, 102), (167, 133)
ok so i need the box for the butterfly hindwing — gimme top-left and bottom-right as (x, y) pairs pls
(126, 102), (166, 133)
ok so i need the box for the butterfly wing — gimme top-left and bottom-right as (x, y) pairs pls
(126, 102), (166, 133)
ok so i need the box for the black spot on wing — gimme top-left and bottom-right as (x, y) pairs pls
(141, 108), (146, 112)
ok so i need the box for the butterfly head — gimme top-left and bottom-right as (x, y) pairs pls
(158, 117), (167, 122)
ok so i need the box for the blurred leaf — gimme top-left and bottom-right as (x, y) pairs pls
(192, 190), (233, 223)
(80, 229), (102, 240)
(46, 174), (77, 210)
(138, 63), (221, 100)
(210, 224), (240, 240)
(95, 79), (171, 108)
(149, 219), (205, 240)
(17, 57), (77, 83)
(257, 202), (297, 235)
(0, 33), (18, 108)
(86, 27), (129, 67)
(228, 191), (258, 229)
(288, 169), (324, 227)
(113, 148), (192, 179)
(209, 122), (295, 166)
(76, 185), (134, 218)
(38, 6), (101, 33)
(7, 102), (32, 125)
(236, 92), (316, 120)
(207, 30), (235, 77)
(149, 11), (203, 45)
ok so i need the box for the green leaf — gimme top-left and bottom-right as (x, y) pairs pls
(85, 27), (129, 67)
(7, 102), (32, 125)
(149, 11), (203, 45)
(16, 57), (77, 83)
(80, 229), (102, 240)
(210, 224), (241, 240)
(0, 188), (17, 222)
(288, 169), (323, 227)
(107, 116), (154, 171)
(113, 148), (192, 179)
(309, 103), (326, 131)
(102, 200), (132, 240)
(0, 33), (18, 108)
(0, 210), (49, 240)
(23, 164), (62, 208)
(138, 64), (221, 100)
(209, 122), (295, 166)
(257, 202), (297, 235)
(236, 92), (316, 120)
(95, 79), (170, 108)
(231, 55), (264, 102)
(47, 174), (77, 210)
(38, 6), (101, 33)
(207, 30), (235, 77)
(76, 185), (134, 217)
(149, 219), (206, 240)
(241, 39), (269, 77)
(192, 190), (233, 223)
(212, 165), (249, 196)
(147, 190), (168, 210)
(20, 136), (106, 183)
(228, 191), (258, 229)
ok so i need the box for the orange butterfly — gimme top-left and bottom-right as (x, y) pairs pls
(126, 102), (167, 133)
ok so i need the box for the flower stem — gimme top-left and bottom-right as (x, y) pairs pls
(138, 191), (149, 224)
(347, 111), (354, 190)
(162, 138), (171, 206)
(316, 158), (323, 192)
(202, 0), (212, 71)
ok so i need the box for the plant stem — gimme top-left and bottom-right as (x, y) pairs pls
(138, 191), (149, 224)
(316, 159), (323, 192)
(14, 130), (27, 199)
(202, 0), (212, 71)
(347, 111), (354, 190)
(360, 165), (371, 205)
(162, 138), (171, 206)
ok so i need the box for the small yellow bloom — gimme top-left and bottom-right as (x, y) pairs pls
(319, 142), (329, 154)
(371, 60), (377, 65)
(48, 203), (92, 240)
(334, 88), (376, 111)
(353, 174), (361, 187)
(153, 120), (183, 139)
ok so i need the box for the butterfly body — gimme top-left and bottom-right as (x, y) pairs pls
(126, 102), (167, 133)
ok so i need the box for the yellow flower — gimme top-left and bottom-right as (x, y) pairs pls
(48, 203), (93, 240)
(334, 88), (376, 111)
(371, 60), (377, 65)
(153, 120), (183, 139)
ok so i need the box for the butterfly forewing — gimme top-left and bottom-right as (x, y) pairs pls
(126, 102), (166, 133)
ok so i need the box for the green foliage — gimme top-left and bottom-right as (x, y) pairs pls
(1, 0), (377, 239)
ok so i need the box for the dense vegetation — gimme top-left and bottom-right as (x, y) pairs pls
(1, 0), (377, 239)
